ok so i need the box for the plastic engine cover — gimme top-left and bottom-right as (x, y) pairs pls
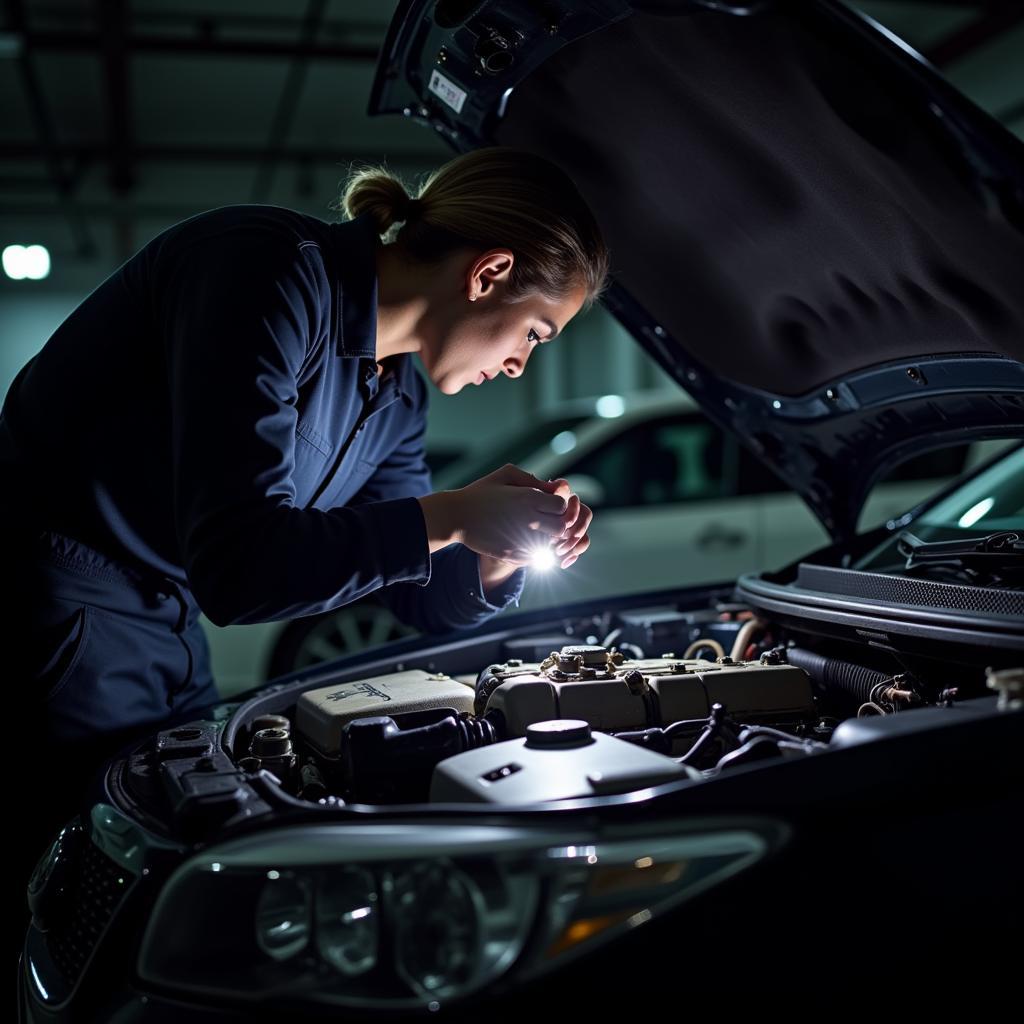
(477, 646), (814, 736)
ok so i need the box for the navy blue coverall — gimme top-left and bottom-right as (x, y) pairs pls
(1, 206), (525, 752)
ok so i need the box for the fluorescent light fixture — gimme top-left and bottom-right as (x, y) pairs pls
(3, 244), (50, 280)
(595, 394), (625, 418)
(957, 496), (994, 529)
(550, 430), (577, 454)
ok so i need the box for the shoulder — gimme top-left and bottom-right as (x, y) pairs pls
(146, 206), (343, 295)
(147, 206), (336, 265)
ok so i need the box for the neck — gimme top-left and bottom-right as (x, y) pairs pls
(374, 243), (432, 364)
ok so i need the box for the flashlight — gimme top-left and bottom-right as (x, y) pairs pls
(528, 546), (558, 571)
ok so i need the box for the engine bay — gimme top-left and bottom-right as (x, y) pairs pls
(205, 596), (1019, 812)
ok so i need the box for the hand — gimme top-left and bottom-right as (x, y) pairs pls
(449, 463), (568, 564)
(545, 477), (593, 569)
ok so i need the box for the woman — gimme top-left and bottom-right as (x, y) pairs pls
(1, 147), (609, 763)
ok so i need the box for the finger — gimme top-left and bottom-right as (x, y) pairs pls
(559, 493), (581, 534)
(547, 477), (573, 501)
(560, 534), (590, 569)
(558, 531), (591, 560)
(526, 516), (567, 539)
(493, 463), (562, 492)
(555, 503), (591, 553)
(530, 488), (568, 514)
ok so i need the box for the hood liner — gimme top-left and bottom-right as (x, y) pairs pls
(371, 0), (1024, 539)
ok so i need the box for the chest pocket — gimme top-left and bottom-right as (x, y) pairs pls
(293, 419), (378, 510)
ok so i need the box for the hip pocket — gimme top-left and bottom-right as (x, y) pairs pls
(35, 606), (92, 703)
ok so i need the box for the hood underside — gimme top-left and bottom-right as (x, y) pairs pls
(371, 0), (1024, 539)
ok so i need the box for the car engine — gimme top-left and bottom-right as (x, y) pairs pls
(207, 597), (1018, 810)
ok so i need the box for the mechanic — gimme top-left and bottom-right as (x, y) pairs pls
(1, 146), (608, 767)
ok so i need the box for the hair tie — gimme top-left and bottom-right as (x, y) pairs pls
(402, 195), (422, 220)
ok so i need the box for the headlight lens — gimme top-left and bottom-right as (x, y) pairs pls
(254, 872), (311, 962)
(315, 866), (378, 977)
(138, 818), (785, 1011)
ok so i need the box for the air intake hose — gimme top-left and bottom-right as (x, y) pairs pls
(784, 648), (890, 704)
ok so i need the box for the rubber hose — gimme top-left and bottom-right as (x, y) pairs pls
(785, 647), (889, 704)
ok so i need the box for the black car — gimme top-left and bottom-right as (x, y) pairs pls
(19, 1), (1024, 1018)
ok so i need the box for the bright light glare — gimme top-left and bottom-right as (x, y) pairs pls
(2, 244), (50, 280)
(596, 394), (625, 418)
(550, 430), (577, 454)
(957, 496), (994, 529)
(529, 546), (557, 571)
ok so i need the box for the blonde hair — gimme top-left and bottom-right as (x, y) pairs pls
(335, 148), (609, 310)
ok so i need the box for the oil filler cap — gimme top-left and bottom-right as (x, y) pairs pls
(525, 719), (592, 748)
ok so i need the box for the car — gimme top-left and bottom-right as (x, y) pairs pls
(18, 0), (1024, 1017)
(203, 387), (1005, 689)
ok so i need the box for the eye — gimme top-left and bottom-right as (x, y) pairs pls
(527, 328), (541, 345)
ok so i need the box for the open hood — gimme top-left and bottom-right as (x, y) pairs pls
(370, 0), (1024, 541)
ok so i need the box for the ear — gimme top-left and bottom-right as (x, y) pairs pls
(466, 248), (514, 301)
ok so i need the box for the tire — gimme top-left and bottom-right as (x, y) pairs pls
(266, 600), (418, 679)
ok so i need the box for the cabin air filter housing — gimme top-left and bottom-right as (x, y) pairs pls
(476, 645), (814, 738)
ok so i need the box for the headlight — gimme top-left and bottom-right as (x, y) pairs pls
(138, 818), (786, 1011)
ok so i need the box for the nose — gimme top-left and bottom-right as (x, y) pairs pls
(502, 342), (532, 379)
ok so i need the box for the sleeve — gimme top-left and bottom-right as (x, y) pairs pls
(346, 370), (527, 634)
(158, 226), (433, 626)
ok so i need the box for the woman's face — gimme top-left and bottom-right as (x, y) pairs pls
(419, 248), (588, 395)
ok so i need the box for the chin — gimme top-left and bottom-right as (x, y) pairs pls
(438, 379), (465, 396)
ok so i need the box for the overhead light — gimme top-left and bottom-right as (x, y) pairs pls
(550, 431), (577, 454)
(957, 496), (994, 529)
(595, 395), (625, 418)
(0, 33), (22, 58)
(3, 244), (50, 280)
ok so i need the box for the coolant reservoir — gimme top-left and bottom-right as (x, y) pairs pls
(430, 719), (698, 804)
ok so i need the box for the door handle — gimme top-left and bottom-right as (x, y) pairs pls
(696, 524), (747, 549)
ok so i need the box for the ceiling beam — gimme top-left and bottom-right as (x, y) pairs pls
(3, 0), (96, 257)
(17, 29), (379, 61)
(251, 0), (328, 204)
(0, 142), (442, 165)
(93, 0), (134, 196)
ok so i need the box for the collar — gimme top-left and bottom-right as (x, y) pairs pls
(331, 212), (380, 361)
(331, 214), (416, 408)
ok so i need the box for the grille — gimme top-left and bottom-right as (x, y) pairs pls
(796, 564), (1024, 618)
(47, 839), (131, 985)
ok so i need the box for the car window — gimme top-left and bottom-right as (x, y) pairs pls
(857, 441), (1005, 531)
(565, 415), (732, 509)
(436, 414), (592, 487)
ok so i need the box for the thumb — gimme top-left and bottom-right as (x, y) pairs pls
(494, 463), (558, 491)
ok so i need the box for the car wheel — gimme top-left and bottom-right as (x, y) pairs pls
(266, 603), (418, 679)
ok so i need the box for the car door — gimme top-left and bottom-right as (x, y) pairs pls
(733, 449), (830, 572)
(517, 413), (759, 609)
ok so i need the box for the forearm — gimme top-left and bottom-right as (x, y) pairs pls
(416, 492), (461, 553)
(418, 492), (520, 597)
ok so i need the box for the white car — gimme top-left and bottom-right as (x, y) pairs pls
(202, 389), (1005, 694)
